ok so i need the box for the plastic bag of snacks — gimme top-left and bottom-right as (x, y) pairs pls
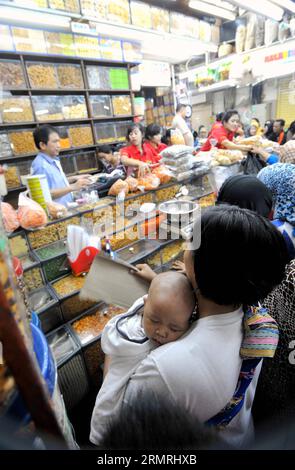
(170, 129), (185, 145)
(18, 191), (47, 229)
(152, 165), (171, 185)
(46, 201), (68, 219)
(137, 174), (160, 191)
(125, 176), (138, 192)
(1, 202), (19, 233)
(108, 179), (129, 197)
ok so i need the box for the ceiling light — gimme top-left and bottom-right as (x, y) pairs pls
(0, 6), (71, 28)
(270, 0), (295, 14)
(199, 0), (237, 12)
(229, 0), (283, 21)
(189, 1), (236, 20)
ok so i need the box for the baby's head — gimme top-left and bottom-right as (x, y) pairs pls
(143, 271), (195, 346)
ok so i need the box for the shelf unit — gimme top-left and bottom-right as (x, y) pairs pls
(0, 51), (136, 203)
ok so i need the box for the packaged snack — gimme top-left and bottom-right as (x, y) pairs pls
(1, 202), (19, 233)
(108, 179), (129, 196)
(18, 191), (48, 229)
(125, 176), (138, 192)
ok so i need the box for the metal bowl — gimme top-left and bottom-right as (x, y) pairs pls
(158, 200), (198, 225)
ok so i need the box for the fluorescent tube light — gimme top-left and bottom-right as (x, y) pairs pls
(0, 6), (71, 28)
(189, 1), (236, 20)
(199, 0), (237, 12)
(270, 0), (295, 14)
(229, 0), (283, 21)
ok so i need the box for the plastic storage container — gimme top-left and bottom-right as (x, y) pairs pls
(100, 38), (123, 61)
(131, 1), (152, 29)
(0, 59), (25, 89)
(0, 95), (33, 123)
(74, 34), (100, 58)
(0, 132), (13, 158)
(151, 7), (169, 32)
(49, 0), (80, 14)
(23, 259), (45, 292)
(112, 95), (132, 116)
(155, 184), (181, 203)
(53, 214), (80, 240)
(56, 126), (71, 150)
(0, 25), (14, 51)
(51, 273), (97, 322)
(90, 95), (112, 118)
(60, 154), (77, 175)
(70, 302), (126, 387)
(116, 239), (160, 265)
(28, 285), (63, 333)
(35, 239), (70, 282)
(109, 67), (129, 90)
(76, 151), (98, 173)
(27, 224), (59, 250)
(80, 0), (107, 19)
(62, 95), (88, 120)
(32, 95), (64, 122)
(86, 65), (111, 90)
(68, 124), (93, 147)
(47, 325), (90, 409)
(94, 122), (116, 143)
(12, 27), (47, 54)
(107, 0), (130, 24)
(56, 63), (84, 89)
(4, 164), (21, 189)
(26, 62), (58, 89)
(115, 120), (133, 141)
(159, 239), (184, 265)
(9, 231), (30, 257)
(45, 31), (64, 55)
(9, 129), (36, 156)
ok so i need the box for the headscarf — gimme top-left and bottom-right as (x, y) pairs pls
(257, 163), (295, 225)
(217, 175), (273, 218)
(279, 140), (295, 164)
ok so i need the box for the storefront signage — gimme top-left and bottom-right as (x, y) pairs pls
(265, 49), (295, 63)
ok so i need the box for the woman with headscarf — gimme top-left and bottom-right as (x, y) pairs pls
(258, 163), (295, 259)
(216, 175), (273, 218)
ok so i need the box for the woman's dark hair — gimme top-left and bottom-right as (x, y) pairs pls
(98, 389), (218, 450)
(252, 117), (260, 126)
(222, 110), (239, 124)
(98, 145), (112, 155)
(216, 175), (273, 218)
(126, 123), (144, 142)
(216, 112), (225, 122)
(33, 125), (59, 150)
(264, 120), (274, 137)
(145, 124), (161, 141)
(193, 205), (289, 306)
(161, 128), (172, 145)
(287, 120), (295, 136)
(198, 125), (206, 133)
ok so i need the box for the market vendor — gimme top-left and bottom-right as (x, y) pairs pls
(31, 125), (92, 206)
(144, 124), (167, 157)
(201, 110), (253, 153)
(120, 123), (161, 172)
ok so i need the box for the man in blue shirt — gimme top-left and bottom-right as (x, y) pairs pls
(31, 125), (91, 206)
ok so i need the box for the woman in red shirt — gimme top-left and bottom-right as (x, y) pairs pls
(201, 110), (251, 153)
(144, 124), (167, 159)
(120, 124), (161, 171)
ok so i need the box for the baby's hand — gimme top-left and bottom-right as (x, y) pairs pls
(172, 260), (186, 274)
(131, 264), (157, 282)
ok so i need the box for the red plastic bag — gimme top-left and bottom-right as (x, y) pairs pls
(1, 202), (19, 233)
(18, 191), (47, 229)
(137, 174), (160, 191)
(126, 176), (138, 192)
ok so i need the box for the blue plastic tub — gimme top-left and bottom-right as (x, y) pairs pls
(3, 322), (56, 423)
